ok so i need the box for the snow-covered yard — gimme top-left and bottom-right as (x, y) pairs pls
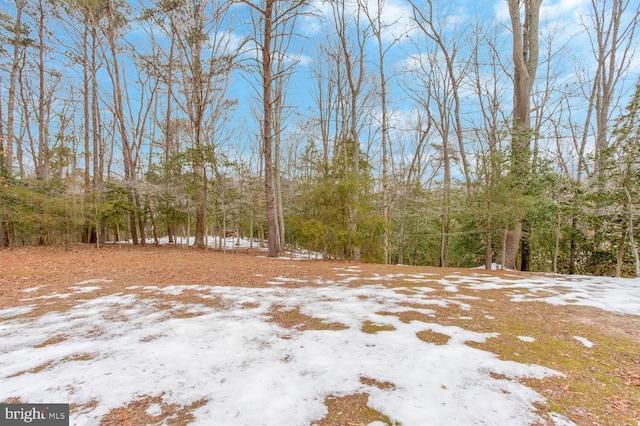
(1, 249), (639, 425)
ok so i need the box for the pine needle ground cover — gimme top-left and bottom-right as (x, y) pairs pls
(1, 246), (639, 425)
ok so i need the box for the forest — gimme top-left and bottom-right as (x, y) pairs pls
(0, 0), (639, 276)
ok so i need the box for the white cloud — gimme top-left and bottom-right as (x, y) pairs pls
(362, 0), (415, 43)
(302, 0), (414, 44)
(494, 0), (590, 27)
(541, 0), (590, 19)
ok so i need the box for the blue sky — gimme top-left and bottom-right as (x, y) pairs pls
(0, 0), (638, 180)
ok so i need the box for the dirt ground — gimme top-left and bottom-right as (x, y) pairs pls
(0, 244), (535, 319)
(1, 245), (639, 425)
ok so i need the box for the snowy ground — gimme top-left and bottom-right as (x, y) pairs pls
(131, 235), (324, 260)
(1, 263), (639, 425)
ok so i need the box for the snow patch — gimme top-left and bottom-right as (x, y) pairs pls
(0, 285), (560, 425)
(3, 268), (639, 424)
(0, 306), (34, 319)
(573, 336), (594, 348)
(145, 403), (162, 416)
(75, 279), (113, 285)
(22, 285), (47, 293)
(68, 286), (101, 293)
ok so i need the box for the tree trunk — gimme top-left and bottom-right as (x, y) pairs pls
(164, 39), (176, 245)
(0, 206), (5, 248)
(36, 0), (50, 181)
(5, 0), (26, 175)
(409, 0), (471, 193)
(194, 179), (207, 247)
(191, 28), (207, 249)
(362, 0), (392, 263)
(520, 219), (531, 271)
(274, 114), (285, 253)
(569, 216), (577, 274)
(186, 208), (191, 248)
(91, 22), (105, 245)
(485, 204), (493, 270)
(104, 0), (138, 245)
(381, 43), (390, 265)
(82, 13), (92, 244)
(332, 0), (366, 261)
(114, 220), (120, 243)
(616, 229), (626, 277)
(623, 185), (640, 277)
(592, 0), (633, 180)
(506, 0), (543, 270)
(262, 0), (279, 257)
(504, 222), (521, 270)
(553, 205), (562, 274)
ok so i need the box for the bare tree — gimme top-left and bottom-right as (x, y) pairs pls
(587, 0), (640, 181)
(395, 112), (434, 265)
(309, 46), (334, 176)
(79, 2), (95, 243)
(238, 0), (307, 257)
(34, 0), (51, 180)
(610, 79), (640, 276)
(99, 0), (141, 244)
(59, 0), (107, 244)
(270, 4), (303, 254)
(360, 0), (401, 264)
(557, 0), (639, 272)
(4, 0), (29, 176)
(18, 51), (60, 180)
(330, 0), (371, 261)
(503, 0), (543, 271)
(166, 0), (232, 248)
(403, 37), (454, 267)
(467, 22), (512, 270)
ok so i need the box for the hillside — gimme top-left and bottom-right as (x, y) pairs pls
(1, 246), (639, 425)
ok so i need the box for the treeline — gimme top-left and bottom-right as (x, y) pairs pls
(0, 0), (639, 276)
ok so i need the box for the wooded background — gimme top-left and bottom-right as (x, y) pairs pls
(1, 0), (639, 276)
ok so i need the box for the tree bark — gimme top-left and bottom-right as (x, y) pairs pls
(239, 0), (306, 257)
(520, 219), (531, 271)
(91, 21), (105, 245)
(82, 12), (92, 244)
(592, 0), (633, 180)
(361, 0), (392, 263)
(262, 0), (279, 257)
(5, 0), (26, 175)
(104, 0), (138, 245)
(505, 0), (542, 270)
(36, 0), (49, 181)
(486, 204), (493, 270)
(504, 221), (522, 270)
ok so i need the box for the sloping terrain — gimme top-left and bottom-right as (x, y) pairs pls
(1, 246), (639, 425)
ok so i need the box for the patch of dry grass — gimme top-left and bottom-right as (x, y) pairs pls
(450, 291), (640, 425)
(33, 335), (67, 348)
(360, 376), (396, 391)
(361, 320), (396, 334)
(313, 393), (396, 426)
(100, 394), (208, 426)
(375, 310), (435, 324)
(8, 353), (97, 378)
(267, 305), (349, 331)
(415, 329), (450, 345)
